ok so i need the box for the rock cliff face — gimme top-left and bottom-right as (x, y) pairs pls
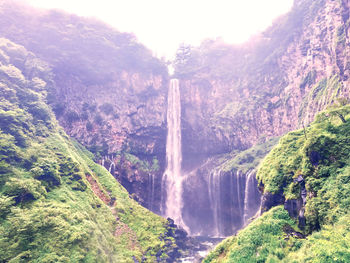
(54, 71), (167, 155)
(179, 0), (350, 157)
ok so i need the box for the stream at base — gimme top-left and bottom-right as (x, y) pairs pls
(178, 236), (224, 263)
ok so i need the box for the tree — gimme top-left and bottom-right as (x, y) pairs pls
(173, 43), (192, 74)
(328, 98), (349, 123)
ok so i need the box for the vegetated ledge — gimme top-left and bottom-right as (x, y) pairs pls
(205, 103), (350, 262)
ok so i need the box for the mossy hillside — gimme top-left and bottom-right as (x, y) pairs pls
(298, 74), (343, 124)
(205, 104), (350, 262)
(204, 206), (298, 263)
(72, 141), (169, 258)
(0, 38), (170, 262)
(257, 103), (350, 232)
(257, 103), (350, 214)
(218, 137), (279, 174)
(205, 203), (350, 263)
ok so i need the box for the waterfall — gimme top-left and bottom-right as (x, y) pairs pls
(243, 170), (253, 224)
(148, 173), (155, 211)
(162, 79), (187, 230)
(108, 162), (114, 174)
(207, 168), (261, 237)
(208, 169), (221, 237)
(243, 170), (261, 225)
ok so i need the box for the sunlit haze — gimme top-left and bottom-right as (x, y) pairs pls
(23, 0), (293, 58)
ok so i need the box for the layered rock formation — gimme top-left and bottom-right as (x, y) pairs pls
(179, 0), (350, 157)
(54, 70), (167, 155)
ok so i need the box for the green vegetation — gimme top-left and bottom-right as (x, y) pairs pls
(219, 137), (280, 173)
(336, 25), (346, 44)
(298, 75), (343, 123)
(0, 38), (171, 262)
(204, 207), (298, 263)
(119, 152), (160, 172)
(206, 103), (350, 262)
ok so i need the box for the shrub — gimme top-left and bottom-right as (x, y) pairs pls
(30, 158), (61, 188)
(99, 103), (114, 115)
(86, 121), (93, 131)
(3, 178), (46, 204)
(94, 114), (103, 125)
(66, 110), (80, 123)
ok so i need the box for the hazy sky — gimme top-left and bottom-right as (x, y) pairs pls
(24, 0), (294, 59)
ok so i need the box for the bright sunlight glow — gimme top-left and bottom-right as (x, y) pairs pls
(23, 0), (294, 58)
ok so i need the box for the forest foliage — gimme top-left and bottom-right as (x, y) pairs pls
(0, 38), (172, 262)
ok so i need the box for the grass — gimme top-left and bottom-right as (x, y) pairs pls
(204, 206), (298, 263)
(219, 137), (280, 173)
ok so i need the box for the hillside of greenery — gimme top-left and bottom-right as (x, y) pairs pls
(0, 37), (177, 262)
(205, 102), (350, 262)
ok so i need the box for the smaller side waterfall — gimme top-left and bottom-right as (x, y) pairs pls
(148, 173), (156, 211)
(243, 170), (261, 225)
(108, 162), (115, 174)
(208, 169), (222, 237)
(207, 169), (261, 237)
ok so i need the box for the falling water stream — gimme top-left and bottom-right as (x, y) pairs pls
(162, 79), (188, 231)
(207, 169), (261, 237)
(158, 78), (262, 261)
(98, 78), (262, 261)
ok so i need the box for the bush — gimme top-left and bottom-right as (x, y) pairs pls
(3, 178), (46, 204)
(65, 110), (80, 123)
(30, 158), (61, 188)
(99, 103), (114, 115)
(94, 114), (103, 125)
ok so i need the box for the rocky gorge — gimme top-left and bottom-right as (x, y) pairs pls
(1, 0), (350, 261)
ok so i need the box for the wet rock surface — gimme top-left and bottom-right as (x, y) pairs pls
(261, 190), (285, 214)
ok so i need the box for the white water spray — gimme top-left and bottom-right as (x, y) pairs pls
(162, 79), (188, 230)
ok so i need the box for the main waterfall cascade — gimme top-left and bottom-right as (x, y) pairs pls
(161, 78), (262, 237)
(100, 78), (262, 238)
(162, 79), (188, 230)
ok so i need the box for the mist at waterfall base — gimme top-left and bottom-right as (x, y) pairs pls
(161, 79), (262, 238)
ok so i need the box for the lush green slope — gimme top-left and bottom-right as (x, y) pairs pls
(204, 206), (299, 263)
(0, 38), (172, 262)
(205, 102), (350, 262)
